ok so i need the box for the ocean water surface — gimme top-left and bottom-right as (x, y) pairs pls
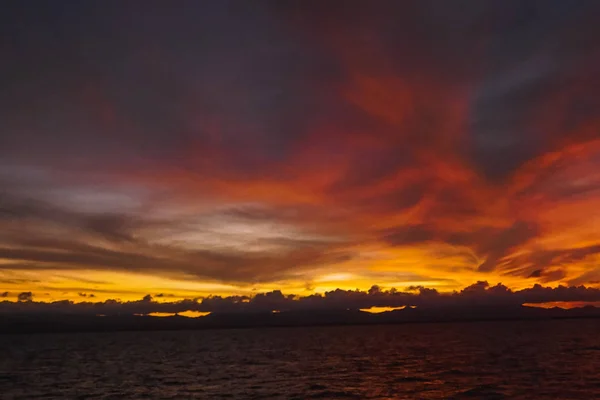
(1, 319), (599, 399)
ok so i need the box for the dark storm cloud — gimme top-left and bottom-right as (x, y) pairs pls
(2, 283), (600, 315)
(469, 0), (600, 179)
(6, 0), (590, 178)
(0, 1), (339, 172)
(1, 0), (599, 179)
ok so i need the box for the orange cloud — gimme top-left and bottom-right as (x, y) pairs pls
(2, 1), (600, 303)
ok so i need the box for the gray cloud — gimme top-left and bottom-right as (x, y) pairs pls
(0, 242), (353, 284)
(0, 178), (357, 283)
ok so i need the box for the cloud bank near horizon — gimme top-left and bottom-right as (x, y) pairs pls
(2, 282), (600, 316)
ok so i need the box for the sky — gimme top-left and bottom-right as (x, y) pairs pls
(1, 1), (600, 307)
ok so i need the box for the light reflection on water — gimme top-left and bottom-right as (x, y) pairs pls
(0, 319), (599, 399)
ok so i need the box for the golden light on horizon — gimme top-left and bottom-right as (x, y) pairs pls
(145, 311), (211, 318)
(360, 306), (407, 314)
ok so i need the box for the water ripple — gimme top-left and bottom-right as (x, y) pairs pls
(0, 319), (599, 399)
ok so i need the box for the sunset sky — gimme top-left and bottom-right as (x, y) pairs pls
(1, 1), (600, 306)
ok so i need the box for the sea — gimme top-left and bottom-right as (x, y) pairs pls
(0, 319), (599, 399)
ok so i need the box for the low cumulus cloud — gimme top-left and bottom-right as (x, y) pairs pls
(2, 283), (600, 316)
(17, 292), (33, 302)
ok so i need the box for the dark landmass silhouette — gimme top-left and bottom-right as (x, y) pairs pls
(1, 305), (599, 334)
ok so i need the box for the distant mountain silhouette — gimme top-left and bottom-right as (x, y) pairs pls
(1, 305), (599, 334)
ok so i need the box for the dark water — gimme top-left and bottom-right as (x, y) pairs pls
(1, 320), (599, 399)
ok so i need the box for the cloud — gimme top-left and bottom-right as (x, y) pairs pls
(1, 1), (600, 296)
(17, 292), (33, 302)
(476, 221), (539, 272)
(0, 187), (355, 283)
(528, 270), (542, 278)
(0, 292), (8, 298)
(2, 283), (600, 316)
